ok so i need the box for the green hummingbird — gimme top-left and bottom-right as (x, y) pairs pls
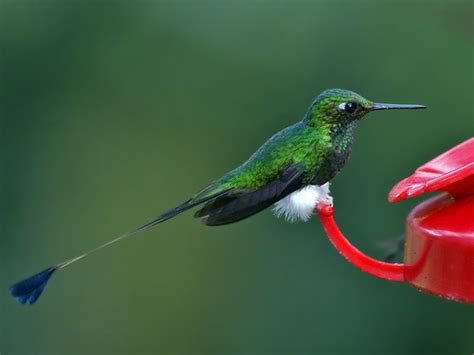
(10, 88), (426, 304)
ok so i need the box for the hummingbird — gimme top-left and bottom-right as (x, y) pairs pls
(10, 88), (426, 304)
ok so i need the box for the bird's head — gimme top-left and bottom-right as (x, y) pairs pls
(305, 88), (426, 127)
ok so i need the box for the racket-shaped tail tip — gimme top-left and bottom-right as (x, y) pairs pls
(10, 267), (57, 305)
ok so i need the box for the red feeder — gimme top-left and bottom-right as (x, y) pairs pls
(317, 138), (474, 303)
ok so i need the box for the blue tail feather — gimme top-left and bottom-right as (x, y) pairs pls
(10, 267), (57, 305)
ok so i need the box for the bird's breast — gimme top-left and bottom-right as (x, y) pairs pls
(310, 126), (355, 185)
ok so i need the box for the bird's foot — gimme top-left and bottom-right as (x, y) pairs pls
(273, 182), (333, 222)
(316, 182), (333, 207)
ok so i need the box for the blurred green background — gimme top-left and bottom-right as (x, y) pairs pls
(2, 1), (473, 354)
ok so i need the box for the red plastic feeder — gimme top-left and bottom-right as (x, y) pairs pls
(317, 138), (474, 303)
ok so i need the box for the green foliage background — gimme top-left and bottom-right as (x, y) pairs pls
(1, 1), (473, 354)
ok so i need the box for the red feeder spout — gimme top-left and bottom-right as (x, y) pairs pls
(316, 138), (474, 303)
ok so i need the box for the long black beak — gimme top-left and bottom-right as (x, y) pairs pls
(372, 103), (426, 111)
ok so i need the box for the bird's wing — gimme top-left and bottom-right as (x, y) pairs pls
(194, 162), (306, 226)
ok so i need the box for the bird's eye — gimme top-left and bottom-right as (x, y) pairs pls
(338, 102), (358, 113)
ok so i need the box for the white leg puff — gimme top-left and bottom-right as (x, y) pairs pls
(272, 182), (333, 222)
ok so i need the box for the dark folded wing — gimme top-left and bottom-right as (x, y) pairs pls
(195, 163), (306, 226)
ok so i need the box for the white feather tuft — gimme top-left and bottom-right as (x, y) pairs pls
(272, 183), (333, 222)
